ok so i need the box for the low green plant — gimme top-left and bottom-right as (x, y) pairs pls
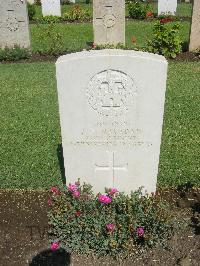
(40, 15), (61, 24)
(128, 1), (153, 19)
(27, 3), (36, 21)
(63, 4), (91, 22)
(147, 20), (182, 58)
(92, 42), (147, 53)
(38, 22), (64, 55)
(61, 0), (71, 4)
(0, 46), (31, 62)
(48, 181), (177, 257)
(35, 0), (41, 5)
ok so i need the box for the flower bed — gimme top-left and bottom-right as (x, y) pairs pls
(48, 181), (178, 257)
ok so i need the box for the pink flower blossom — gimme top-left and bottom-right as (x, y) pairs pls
(98, 194), (112, 204)
(106, 223), (115, 232)
(48, 198), (53, 205)
(72, 190), (80, 198)
(92, 43), (97, 49)
(50, 187), (60, 195)
(50, 241), (60, 251)
(68, 184), (77, 192)
(136, 226), (145, 237)
(75, 210), (81, 217)
(109, 188), (118, 195)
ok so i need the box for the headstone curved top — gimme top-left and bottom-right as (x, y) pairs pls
(0, 0), (30, 48)
(56, 50), (168, 194)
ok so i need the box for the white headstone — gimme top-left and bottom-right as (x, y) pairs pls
(0, 0), (31, 48)
(56, 50), (168, 194)
(189, 0), (200, 51)
(41, 0), (61, 17)
(93, 0), (125, 45)
(158, 0), (177, 16)
(27, 0), (35, 4)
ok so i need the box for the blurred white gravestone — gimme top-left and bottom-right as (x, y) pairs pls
(41, 0), (61, 17)
(189, 0), (200, 51)
(93, 0), (125, 45)
(27, 0), (35, 4)
(56, 50), (168, 194)
(158, 0), (177, 15)
(0, 0), (30, 48)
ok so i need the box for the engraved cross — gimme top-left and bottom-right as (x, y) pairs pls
(95, 151), (128, 184)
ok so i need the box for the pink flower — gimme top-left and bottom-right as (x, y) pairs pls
(75, 210), (81, 217)
(50, 187), (60, 195)
(98, 194), (112, 204)
(48, 198), (53, 205)
(136, 226), (145, 237)
(160, 18), (172, 24)
(106, 223), (115, 232)
(68, 184), (77, 192)
(50, 241), (60, 251)
(109, 188), (118, 195)
(72, 190), (80, 198)
(92, 43), (97, 49)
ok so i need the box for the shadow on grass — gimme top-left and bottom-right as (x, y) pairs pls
(57, 144), (66, 184)
(177, 181), (194, 193)
(29, 249), (70, 266)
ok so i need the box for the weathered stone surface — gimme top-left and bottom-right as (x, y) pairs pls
(56, 50), (168, 194)
(158, 0), (177, 16)
(41, 0), (61, 17)
(93, 0), (125, 45)
(0, 0), (30, 48)
(189, 0), (200, 51)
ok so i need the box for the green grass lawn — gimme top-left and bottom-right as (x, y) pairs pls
(0, 61), (199, 189)
(30, 20), (190, 53)
(33, 2), (192, 18)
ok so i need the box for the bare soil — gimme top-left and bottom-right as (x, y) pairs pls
(0, 187), (199, 266)
(1, 51), (199, 65)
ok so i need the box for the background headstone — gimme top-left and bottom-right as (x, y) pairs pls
(189, 0), (200, 51)
(93, 0), (125, 45)
(0, 0), (31, 48)
(56, 50), (168, 194)
(41, 0), (61, 17)
(158, 0), (177, 15)
(27, 0), (35, 4)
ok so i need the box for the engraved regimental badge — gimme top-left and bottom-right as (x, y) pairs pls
(86, 69), (137, 117)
